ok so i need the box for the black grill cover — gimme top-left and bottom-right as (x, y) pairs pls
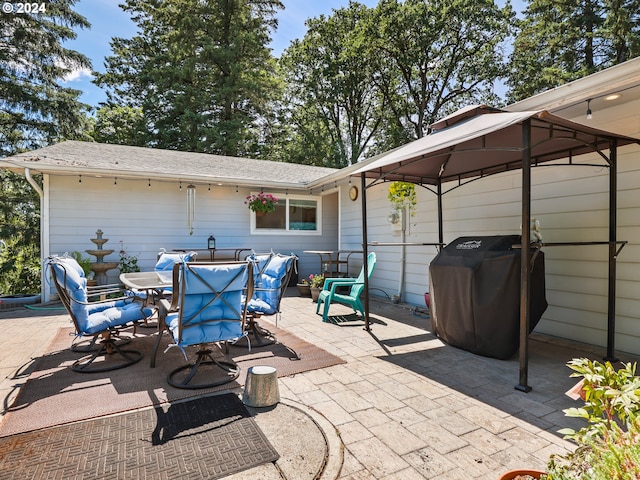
(429, 235), (547, 359)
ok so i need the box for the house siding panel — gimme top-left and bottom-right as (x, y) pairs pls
(47, 177), (338, 290)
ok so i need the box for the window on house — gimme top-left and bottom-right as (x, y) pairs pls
(251, 195), (321, 234)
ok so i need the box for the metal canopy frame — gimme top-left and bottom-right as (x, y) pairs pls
(355, 107), (639, 391)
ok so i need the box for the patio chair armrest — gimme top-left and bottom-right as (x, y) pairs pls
(330, 281), (364, 294)
(69, 291), (132, 307)
(253, 287), (278, 293)
(87, 283), (128, 299)
(322, 277), (356, 290)
(157, 298), (172, 319)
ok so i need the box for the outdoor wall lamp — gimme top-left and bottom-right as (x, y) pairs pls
(586, 99), (592, 120)
(208, 235), (216, 250)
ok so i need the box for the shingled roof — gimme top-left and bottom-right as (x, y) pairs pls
(0, 141), (338, 190)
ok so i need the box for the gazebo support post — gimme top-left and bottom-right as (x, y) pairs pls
(437, 180), (444, 246)
(361, 173), (371, 332)
(606, 140), (618, 362)
(516, 120), (533, 393)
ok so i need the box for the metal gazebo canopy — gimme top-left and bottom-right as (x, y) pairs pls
(352, 105), (640, 391)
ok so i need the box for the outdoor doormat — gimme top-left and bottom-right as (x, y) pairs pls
(0, 393), (278, 480)
(0, 323), (345, 437)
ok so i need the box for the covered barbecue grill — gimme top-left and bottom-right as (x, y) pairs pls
(429, 235), (547, 359)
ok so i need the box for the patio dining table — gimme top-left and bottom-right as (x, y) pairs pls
(120, 270), (173, 291)
(303, 250), (363, 277)
(120, 270), (173, 306)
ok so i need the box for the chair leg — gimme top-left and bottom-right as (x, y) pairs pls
(244, 315), (275, 347)
(72, 332), (142, 373)
(167, 344), (240, 389)
(322, 298), (332, 322)
(71, 332), (132, 353)
(150, 317), (168, 368)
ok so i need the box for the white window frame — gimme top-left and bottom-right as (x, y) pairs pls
(249, 193), (322, 235)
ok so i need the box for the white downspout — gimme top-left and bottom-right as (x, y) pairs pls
(397, 205), (406, 301)
(24, 168), (48, 303)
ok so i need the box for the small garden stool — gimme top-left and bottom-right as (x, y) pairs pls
(242, 365), (280, 407)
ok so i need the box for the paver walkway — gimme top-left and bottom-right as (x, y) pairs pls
(1, 293), (635, 479)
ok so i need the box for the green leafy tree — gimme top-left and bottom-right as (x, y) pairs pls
(95, 0), (283, 157)
(0, 0), (92, 156)
(91, 105), (147, 145)
(0, 0), (92, 293)
(506, 0), (640, 102)
(280, 2), (382, 167)
(278, 0), (513, 166)
(0, 171), (41, 294)
(368, 0), (514, 139)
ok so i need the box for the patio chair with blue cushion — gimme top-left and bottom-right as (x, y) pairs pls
(243, 252), (297, 346)
(151, 261), (253, 389)
(46, 255), (154, 373)
(316, 252), (376, 322)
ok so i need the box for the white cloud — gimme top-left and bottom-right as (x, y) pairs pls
(62, 67), (93, 83)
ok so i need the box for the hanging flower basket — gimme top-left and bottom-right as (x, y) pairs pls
(387, 181), (417, 216)
(245, 193), (279, 213)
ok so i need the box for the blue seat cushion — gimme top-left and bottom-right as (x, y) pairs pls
(247, 297), (276, 315)
(154, 251), (195, 271)
(166, 314), (244, 347)
(83, 301), (152, 335)
(246, 255), (292, 314)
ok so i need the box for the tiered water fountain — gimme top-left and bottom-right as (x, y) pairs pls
(86, 229), (119, 285)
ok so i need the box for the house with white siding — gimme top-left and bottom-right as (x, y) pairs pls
(0, 142), (341, 301)
(2, 57), (639, 357)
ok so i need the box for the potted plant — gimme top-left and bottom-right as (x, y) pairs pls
(118, 244), (140, 273)
(308, 274), (325, 302)
(499, 358), (640, 479)
(498, 470), (544, 480)
(296, 278), (311, 297)
(245, 192), (279, 213)
(387, 181), (417, 217)
(70, 251), (95, 284)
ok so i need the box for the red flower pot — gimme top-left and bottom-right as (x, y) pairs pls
(498, 469), (544, 480)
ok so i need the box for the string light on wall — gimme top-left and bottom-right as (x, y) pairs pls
(148, 179), (151, 189)
(78, 175), (82, 183)
(114, 177), (117, 187)
(586, 99), (593, 120)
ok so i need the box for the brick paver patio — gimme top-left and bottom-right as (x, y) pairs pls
(2, 292), (634, 479)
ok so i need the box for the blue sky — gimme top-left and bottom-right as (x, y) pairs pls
(64, 0), (522, 110)
(65, 0), (379, 108)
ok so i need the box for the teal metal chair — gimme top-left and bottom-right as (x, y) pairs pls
(316, 252), (376, 322)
